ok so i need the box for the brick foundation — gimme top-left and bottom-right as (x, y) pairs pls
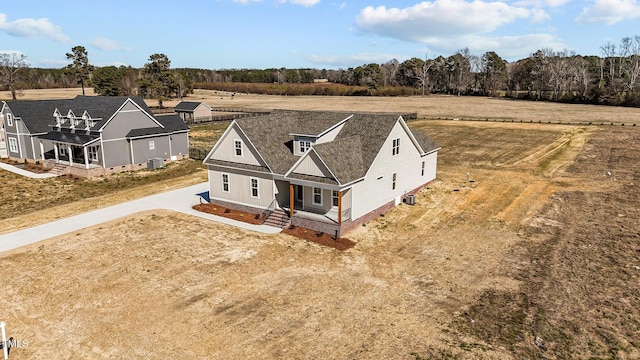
(207, 198), (264, 216)
(39, 154), (189, 178)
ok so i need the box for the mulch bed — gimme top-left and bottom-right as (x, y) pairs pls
(281, 225), (355, 251)
(192, 204), (355, 250)
(0, 158), (50, 173)
(192, 203), (263, 225)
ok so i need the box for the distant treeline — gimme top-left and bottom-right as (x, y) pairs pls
(6, 36), (640, 107)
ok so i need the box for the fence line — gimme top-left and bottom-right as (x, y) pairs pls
(189, 148), (208, 160)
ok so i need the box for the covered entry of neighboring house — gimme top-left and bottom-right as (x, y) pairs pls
(0, 123), (6, 158)
(39, 132), (101, 169)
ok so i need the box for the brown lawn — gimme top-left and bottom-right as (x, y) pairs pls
(0, 89), (639, 359)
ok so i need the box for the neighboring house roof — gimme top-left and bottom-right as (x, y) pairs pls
(205, 110), (440, 185)
(2, 99), (61, 134)
(4, 96), (190, 142)
(126, 127), (169, 138)
(4, 95), (154, 133)
(174, 101), (211, 112)
(155, 114), (190, 132)
(39, 131), (99, 146)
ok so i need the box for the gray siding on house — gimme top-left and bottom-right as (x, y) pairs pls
(131, 136), (172, 164)
(102, 139), (131, 168)
(171, 132), (189, 158)
(101, 101), (160, 140)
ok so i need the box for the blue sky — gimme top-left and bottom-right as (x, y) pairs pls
(1, 0), (639, 69)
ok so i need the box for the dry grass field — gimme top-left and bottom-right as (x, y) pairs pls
(1, 89), (639, 359)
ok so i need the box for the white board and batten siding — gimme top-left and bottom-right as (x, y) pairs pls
(209, 168), (274, 209)
(291, 151), (334, 178)
(210, 125), (265, 167)
(351, 119), (438, 220)
(208, 123), (273, 209)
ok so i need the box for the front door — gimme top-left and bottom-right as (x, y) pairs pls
(295, 185), (303, 209)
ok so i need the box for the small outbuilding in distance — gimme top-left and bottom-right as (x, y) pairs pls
(174, 101), (213, 124)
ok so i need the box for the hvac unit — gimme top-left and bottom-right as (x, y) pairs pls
(147, 158), (164, 170)
(405, 194), (416, 205)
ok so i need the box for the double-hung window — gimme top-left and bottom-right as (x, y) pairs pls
(313, 187), (322, 205)
(222, 173), (230, 192)
(234, 140), (243, 156)
(8, 138), (18, 153)
(332, 190), (339, 207)
(149, 140), (155, 150)
(392, 173), (397, 190)
(88, 146), (99, 162)
(6, 113), (13, 127)
(392, 138), (400, 155)
(421, 161), (425, 176)
(250, 177), (259, 198)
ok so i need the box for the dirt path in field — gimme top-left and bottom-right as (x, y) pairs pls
(1, 94), (638, 358)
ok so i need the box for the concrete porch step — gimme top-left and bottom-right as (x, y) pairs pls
(47, 163), (67, 176)
(263, 208), (290, 228)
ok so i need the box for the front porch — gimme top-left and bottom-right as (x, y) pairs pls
(39, 132), (101, 170)
(275, 180), (353, 237)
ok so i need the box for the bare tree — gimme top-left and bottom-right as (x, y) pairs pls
(0, 52), (29, 100)
(419, 53), (433, 96)
(381, 59), (399, 87)
(619, 36), (640, 93)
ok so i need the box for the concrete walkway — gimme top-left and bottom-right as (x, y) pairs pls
(0, 161), (59, 179)
(0, 182), (281, 253)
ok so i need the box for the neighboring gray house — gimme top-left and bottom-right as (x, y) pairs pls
(203, 110), (440, 236)
(174, 101), (212, 123)
(0, 96), (189, 177)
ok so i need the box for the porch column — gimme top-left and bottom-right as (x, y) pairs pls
(83, 146), (89, 169)
(289, 184), (295, 216)
(53, 143), (59, 163)
(69, 146), (73, 166)
(39, 140), (44, 160)
(338, 191), (342, 225)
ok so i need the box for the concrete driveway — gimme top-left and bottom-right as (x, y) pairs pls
(0, 182), (281, 253)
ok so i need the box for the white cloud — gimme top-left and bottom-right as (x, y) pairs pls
(356, 1), (543, 41)
(306, 52), (406, 67)
(92, 37), (120, 51)
(0, 13), (69, 43)
(39, 58), (70, 67)
(290, 0), (321, 6)
(426, 33), (565, 60)
(0, 49), (25, 56)
(576, 0), (640, 24)
(515, 0), (571, 7)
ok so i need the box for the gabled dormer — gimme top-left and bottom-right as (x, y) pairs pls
(82, 111), (96, 129)
(291, 135), (316, 156)
(53, 108), (64, 127)
(67, 110), (83, 128)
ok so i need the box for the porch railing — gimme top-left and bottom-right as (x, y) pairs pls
(341, 208), (352, 222)
(260, 198), (277, 224)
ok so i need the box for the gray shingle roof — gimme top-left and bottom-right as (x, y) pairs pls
(234, 110), (354, 175)
(3, 99), (63, 133)
(155, 114), (190, 132)
(221, 110), (439, 185)
(39, 131), (99, 145)
(5, 95), (154, 133)
(126, 127), (169, 138)
(174, 101), (205, 112)
(310, 136), (365, 184)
